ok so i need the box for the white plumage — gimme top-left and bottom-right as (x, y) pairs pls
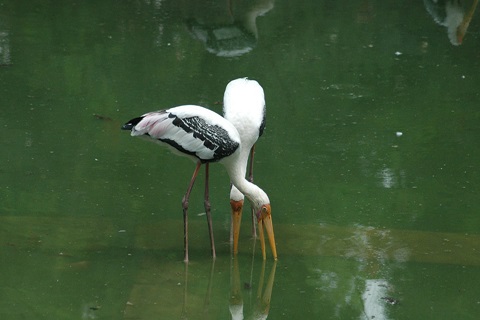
(129, 106), (240, 162)
(223, 78), (266, 254)
(224, 79), (265, 196)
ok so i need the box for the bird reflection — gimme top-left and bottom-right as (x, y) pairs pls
(424, 0), (478, 45)
(187, 0), (274, 57)
(179, 256), (277, 319)
(229, 257), (244, 320)
(230, 257), (277, 320)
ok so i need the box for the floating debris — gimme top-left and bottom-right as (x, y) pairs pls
(93, 114), (112, 121)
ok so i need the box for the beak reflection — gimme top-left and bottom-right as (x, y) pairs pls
(230, 257), (278, 320)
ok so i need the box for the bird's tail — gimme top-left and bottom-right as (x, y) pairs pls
(121, 116), (144, 131)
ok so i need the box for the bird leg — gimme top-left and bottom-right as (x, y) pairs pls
(204, 163), (216, 259)
(182, 161), (202, 263)
(248, 145), (258, 239)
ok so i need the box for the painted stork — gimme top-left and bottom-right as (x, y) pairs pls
(223, 78), (266, 255)
(121, 103), (277, 262)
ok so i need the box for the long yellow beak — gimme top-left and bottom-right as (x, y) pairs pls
(257, 204), (277, 260)
(230, 199), (243, 255)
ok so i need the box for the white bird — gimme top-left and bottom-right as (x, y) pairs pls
(121, 104), (277, 262)
(223, 78), (266, 255)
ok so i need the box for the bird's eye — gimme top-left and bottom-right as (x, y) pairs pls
(261, 206), (268, 214)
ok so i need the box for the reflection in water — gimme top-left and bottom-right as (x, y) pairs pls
(0, 30), (11, 66)
(309, 225), (406, 319)
(351, 227), (401, 320)
(230, 257), (244, 320)
(181, 262), (189, 319)
(361, 279), (392, 320)
(203, 259), (216, 314)
(424, 0), (478, 45)
(230, 257), (277, 320)
(187, 0), (274, 57)
(376, 167), (407, 189)
(181, 260), (217, 319)
(252, 260), (277, 320)
(176, 255), (277, 320)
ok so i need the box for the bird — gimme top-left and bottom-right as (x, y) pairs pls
(121, 104), (277, 262)
(223, 78), (266, 256)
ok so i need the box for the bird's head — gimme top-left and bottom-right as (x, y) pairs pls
(230, 201), (277, 260)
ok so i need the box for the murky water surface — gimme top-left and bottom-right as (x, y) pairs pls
(1, 0), (479, 319)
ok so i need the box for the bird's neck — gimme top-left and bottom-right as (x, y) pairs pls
(228, 143), (251, 201)
(223, 154), (269, 208)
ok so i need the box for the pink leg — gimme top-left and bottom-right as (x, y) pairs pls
(182, 161), (202, 263)
(204, 163), (216, 259)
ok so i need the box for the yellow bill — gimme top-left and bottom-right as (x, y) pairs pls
(257, 204), (277, 260)
(230, 199), (244, 255)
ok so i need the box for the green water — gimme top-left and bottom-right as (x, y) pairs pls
(1, 0), (479, 319)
